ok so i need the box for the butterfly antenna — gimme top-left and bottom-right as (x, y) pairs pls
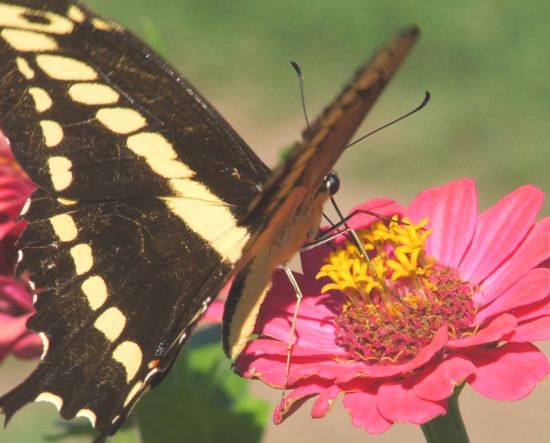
(346, 90), (431, 149)
(291, 61), (311, 131)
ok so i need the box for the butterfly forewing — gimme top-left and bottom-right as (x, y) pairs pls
(244, 26), (419, 223)
(223, 27), (419, 359)
(0, 0), (269, 204)
(4, 189), (238, 432)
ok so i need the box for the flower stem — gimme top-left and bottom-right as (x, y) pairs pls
(420, 384), (470, 443)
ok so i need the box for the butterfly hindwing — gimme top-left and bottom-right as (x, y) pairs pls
(3, 187), (243, 434)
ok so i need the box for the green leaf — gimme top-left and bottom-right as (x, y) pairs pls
(135, 325), (269, 443)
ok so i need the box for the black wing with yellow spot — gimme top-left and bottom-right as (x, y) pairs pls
(8, 189), (237, 433)
(0, 0), (420, 440)
(0, 0), (269, 204)
(0, 0), (268, 438)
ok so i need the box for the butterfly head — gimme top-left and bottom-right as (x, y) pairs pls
(321, 170), (340, 196)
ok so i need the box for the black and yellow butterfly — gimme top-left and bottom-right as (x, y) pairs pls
(0, 0), (418, 439)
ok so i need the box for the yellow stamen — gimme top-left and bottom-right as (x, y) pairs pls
(317, 215), (433, 311)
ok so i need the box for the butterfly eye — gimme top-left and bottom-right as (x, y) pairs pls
(323, 171), (340, 195)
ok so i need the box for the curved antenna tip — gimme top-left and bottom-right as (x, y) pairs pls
(290, 61), (302, 76)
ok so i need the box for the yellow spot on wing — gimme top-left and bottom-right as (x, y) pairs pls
(38, 332), (49, 360)
(81, 276), (108, 310)
(123, 381), (143, 407)
(76, 409), (96, 427)
(29, 87), (52, 112)
(94, 307), (126, 341)
(16, 57), (34, 79)
(20, 198), (31, 216)
(35, 392), (63, 411)
(36, 54), (97, 81)
(91, 17), (114, 31)
(39, 120), (63, 147)
(50, 214), (77, 242)
(70, 244), (93, 275)
(0, 29), (58, 52)
(96, 107), (147, 134)
(162, 194), (249, 264)
(67, 5), (85, 23)
(113, 341), (142, 383)
(57, 197), (77, 205)
(69, 83), (119, 105)
(127, 132), (193, 178)
(0, 4), (74, 34)
(226, 252), (273, 360)
(47, 156), (72, 190)
(127, 131), (248, 263)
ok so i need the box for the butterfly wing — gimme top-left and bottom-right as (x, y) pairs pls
(0, 0), (269, 437)
(223, 26), (420, 359)
(0, 0), (270, 203)
(245, 26), (420, 221)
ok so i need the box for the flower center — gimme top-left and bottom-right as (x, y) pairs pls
(317, 216), (476, 365)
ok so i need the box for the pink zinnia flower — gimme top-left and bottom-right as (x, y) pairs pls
(0, 131), (39, 362)
(234, 179), (550, 433)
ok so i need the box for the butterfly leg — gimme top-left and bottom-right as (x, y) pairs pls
(281, 262), (304, 400)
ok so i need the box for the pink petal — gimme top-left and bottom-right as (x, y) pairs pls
(447, 313), (517, 349)
(460, 185), (544, 285)
(376, 379), (446, 424)
(257, 271), (344, 353)
(311, 385), (341, 418)
(274, 382), (328, 424)
(476, 268), (550, 322)
(414, 356), (477, 401)
(259, 315), (344, 353)
(0, 221), (21, 242)
(238, 338), (328, 359)
(259, 270), (333, 318)
(343, 388), (392, 434)
(467, 342), (549, 400)
(300, 243), (332, 277)
(476, 217), (550, 306)
(0, 315), (29, 345)
(407, 178), (477, 267)
(511, 298), (550, 322)
(0, 276), (33, 310)
(200, 299), (224, 324)
(11, 332), (41, 358)
(238, 331), (447, 387)
(506, 316), (550, 342)
(235, 340), (346, 387)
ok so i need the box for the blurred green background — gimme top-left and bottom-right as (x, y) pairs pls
(1, 1), (549, 443)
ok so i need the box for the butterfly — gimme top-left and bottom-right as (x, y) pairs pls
(0, 0), (418, 440)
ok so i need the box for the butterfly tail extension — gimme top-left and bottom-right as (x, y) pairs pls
(0, 370), (40, 426)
